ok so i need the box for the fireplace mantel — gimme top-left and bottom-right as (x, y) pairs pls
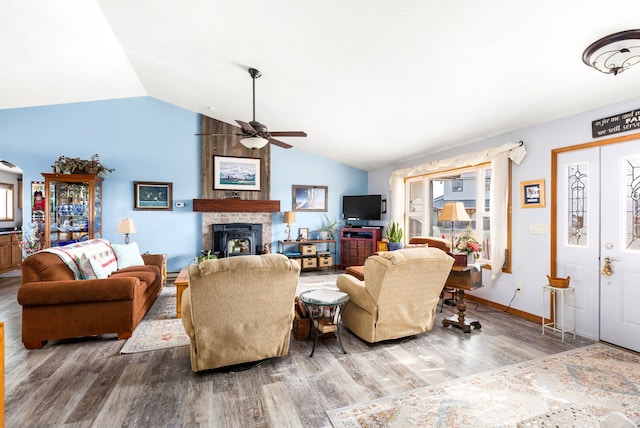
(193, 199), (280, 213)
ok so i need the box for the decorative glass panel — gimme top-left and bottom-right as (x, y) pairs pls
(624, 156), (640, 250)
(567, 162), (588, 246)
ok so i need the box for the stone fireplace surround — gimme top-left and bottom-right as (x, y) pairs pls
(201, 212), (272, 256)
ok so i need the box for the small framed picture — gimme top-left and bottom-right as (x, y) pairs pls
(134, 181), (173, 211)
(520, 179), (545, 208)
(292, 185), (328, 212)
(298, 228), (309, 241)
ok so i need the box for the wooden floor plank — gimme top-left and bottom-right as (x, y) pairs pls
(2, 272), (596, 427)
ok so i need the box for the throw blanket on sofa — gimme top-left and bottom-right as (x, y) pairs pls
(40, 239), (117, 279)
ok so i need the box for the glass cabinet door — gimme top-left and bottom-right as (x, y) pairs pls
(43, 173), (103, 247)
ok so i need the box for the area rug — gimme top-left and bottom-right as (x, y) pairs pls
(120, 286), (189, 354)
(119, 273), (343, 354)
(327, 343), (640, 427)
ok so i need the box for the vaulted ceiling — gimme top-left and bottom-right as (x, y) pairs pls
(2, 1), (639, 171)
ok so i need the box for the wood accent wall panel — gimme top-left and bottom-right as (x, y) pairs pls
(200, 116), (271, 200)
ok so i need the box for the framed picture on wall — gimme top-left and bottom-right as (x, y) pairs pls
(213, 156), (260, 191)
(292, 185), (328, 212)
(134, 181), (173, 210)
(520, 179), (545, 208)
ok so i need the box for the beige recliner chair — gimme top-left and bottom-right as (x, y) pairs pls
(181, 254), (300, 372)
(336, 247), (453, 343)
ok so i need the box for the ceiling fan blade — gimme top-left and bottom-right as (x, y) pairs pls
(268, 137), (293, 149)
(195, 133), (244, 136)
(236, 120), (257, 134)
(269, 131), (307, 137)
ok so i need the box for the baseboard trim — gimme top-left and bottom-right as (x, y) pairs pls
(465, 294), (543, 324)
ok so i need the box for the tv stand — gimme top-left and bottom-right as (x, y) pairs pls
(340, 227), (382, 268)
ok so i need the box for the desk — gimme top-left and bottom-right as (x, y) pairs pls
(442, 264), (483, 333)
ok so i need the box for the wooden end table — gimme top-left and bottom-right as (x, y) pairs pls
(442, 264), (484, 333)
(175, 266), (190, 318)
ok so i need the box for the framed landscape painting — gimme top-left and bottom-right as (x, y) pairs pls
(213, 156), (261, 191)
(134, 181), (173, 211)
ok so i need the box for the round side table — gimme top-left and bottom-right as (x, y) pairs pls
(299, 289), (349, 357)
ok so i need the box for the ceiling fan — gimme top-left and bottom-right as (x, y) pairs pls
(198, 67), (307, 149)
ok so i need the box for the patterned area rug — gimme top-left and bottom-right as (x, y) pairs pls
(327, 344), (640, 427)
(120, 286), (189, 354)
(119, 273), (343, 354)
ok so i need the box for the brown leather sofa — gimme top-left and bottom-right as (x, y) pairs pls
(18, 248), (164, 349)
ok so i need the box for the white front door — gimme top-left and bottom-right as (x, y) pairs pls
(555, 139), (640, 352)
(599, 142), (640, 352)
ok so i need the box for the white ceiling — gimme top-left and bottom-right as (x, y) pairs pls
(2, 1), (639, 171)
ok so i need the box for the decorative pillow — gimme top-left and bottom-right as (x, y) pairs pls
(112, 242), (145, 269)
(78, 254), (98, 280)
(80, 239), (118, 277)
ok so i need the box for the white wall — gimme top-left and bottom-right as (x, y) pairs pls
(369, 96), (640, 319)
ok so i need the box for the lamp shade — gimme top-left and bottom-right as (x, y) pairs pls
(438, 202), (471, 222)
(117, 218), (137, 234)
(283, 211), (295, 224)
(240, 136), (269, 149)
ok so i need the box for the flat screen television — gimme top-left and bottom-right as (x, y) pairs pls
(342, 194), (382, 221)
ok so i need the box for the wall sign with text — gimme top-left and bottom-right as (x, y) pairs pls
(592, 108), (640, 138)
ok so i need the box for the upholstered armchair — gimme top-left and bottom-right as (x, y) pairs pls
(336, 247), (454, 343)
(181, 254), (300, 372)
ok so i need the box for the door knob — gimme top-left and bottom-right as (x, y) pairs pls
(601, 256), (619, 276)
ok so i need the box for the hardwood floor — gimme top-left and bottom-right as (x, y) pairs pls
(1, 270), (595, 427)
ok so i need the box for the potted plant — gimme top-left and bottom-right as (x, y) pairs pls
(315, 214), (340, 240)
(195, 250), (218, 264)
(384, 221), (404, 250)
(51, 153), (115, 176)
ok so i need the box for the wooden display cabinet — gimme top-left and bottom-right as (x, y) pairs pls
(42, 173), (103, 248)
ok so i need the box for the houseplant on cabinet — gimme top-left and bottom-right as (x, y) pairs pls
(384, 221), (404, 250)
(51, 154), (115, 176)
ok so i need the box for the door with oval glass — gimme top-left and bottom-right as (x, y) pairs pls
(555, 138), (640, 353)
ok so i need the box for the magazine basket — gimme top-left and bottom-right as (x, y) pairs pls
(293, 317), (310, 341)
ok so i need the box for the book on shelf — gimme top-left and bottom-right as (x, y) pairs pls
(313, 318), (337, 333)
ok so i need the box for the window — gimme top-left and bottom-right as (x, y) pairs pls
(405, 163), (510, 271)
(0, 182), (14, 221)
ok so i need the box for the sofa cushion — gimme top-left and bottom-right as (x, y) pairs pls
(112, 242), (145, 269)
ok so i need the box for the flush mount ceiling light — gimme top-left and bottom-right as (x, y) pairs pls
(582, 29), (640, 75)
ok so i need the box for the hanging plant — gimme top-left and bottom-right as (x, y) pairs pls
(51, 154), (115, 176)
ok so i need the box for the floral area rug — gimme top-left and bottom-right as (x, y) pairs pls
(120, 285), (189, 354)
(327, 343), (640, 427)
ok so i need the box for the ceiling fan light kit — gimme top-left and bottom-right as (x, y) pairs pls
(240, 136), (269, 149)
(583, 29), (640, 75)
(198, 67), (307, 150)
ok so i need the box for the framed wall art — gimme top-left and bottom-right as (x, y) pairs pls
(134, 181), (173, 211)
(520, 179), (545, 208)
(213, 156), (260, 191)
(292, 185), (328, 212)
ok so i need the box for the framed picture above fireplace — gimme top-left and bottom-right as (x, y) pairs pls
(213, 156), (260, 191)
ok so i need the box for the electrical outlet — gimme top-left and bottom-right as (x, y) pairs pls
(516, 283), (523, 293)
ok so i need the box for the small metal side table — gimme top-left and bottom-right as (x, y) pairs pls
(299, 289), (349, 357)
(542, 285), (576, 342)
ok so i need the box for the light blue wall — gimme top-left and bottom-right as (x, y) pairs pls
(270, 146), (368, 254)
(0, 96), (368, 271)
(368, 95), (640, 320)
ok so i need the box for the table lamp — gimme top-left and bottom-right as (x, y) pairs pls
(116, 218), (137, 244)
(437, 202), (471, 248)
(283, 211), (295, 241)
